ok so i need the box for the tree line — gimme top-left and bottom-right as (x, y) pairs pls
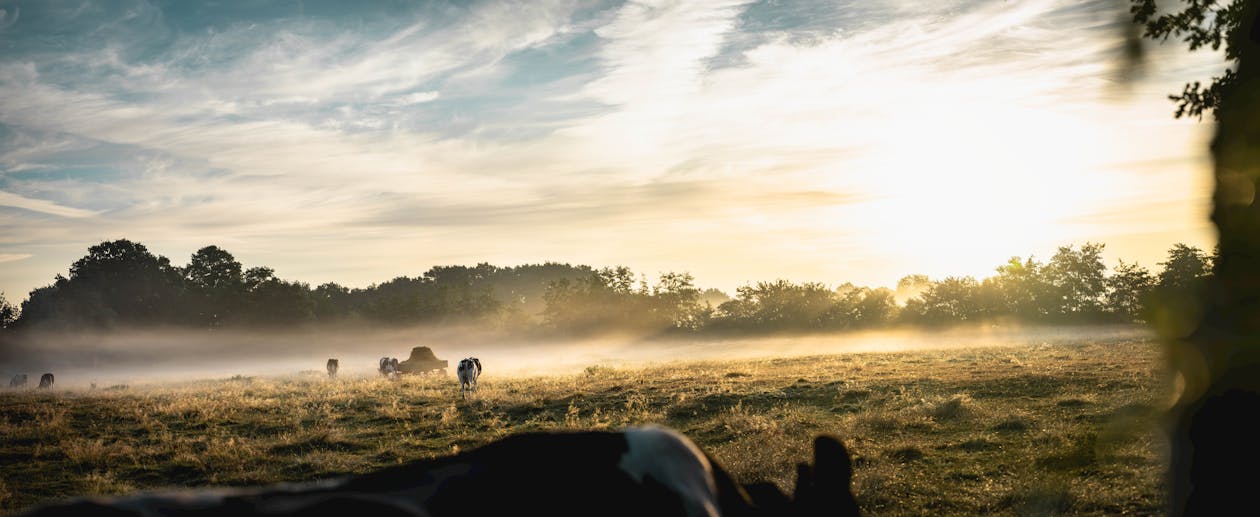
(0, 239), (1215, 336)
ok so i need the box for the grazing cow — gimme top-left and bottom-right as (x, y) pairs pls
(15, 425), (860, 517)
(379, 357), (400, 380)
(457, 357), (481, 399)
(9, 374), (26, 388)
(327, 359), (340, 379)
(38, 373), (54, 389)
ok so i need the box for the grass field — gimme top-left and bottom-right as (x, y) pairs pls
(0, 329), (1172, 515)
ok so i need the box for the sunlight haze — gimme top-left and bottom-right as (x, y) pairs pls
(0, 0), (1221, 300)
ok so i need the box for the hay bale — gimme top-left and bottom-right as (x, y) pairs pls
(398, 346), (447, 374)
(406, 347), (439, 362)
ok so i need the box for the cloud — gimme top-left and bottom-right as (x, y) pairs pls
(0, 7), (17, 32)
(0, 0), (1224, 300)
(0, 253), (31, 264)
(0, 191), (98, 218)
(393, 91), (440, 105)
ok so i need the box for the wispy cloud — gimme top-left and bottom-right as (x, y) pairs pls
(0, 0), (1221, 299)
(0, 253), (31, 264)
(0, 191), (97, 218)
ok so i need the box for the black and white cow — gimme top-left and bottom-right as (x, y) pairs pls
(379, 357), (400, 380)
(15, 425), (860, 517)
(38, 373), (54, 389)
(327, 359), (340, 379)
(457, 358), (481, 399)
(10, 374), (26, 388)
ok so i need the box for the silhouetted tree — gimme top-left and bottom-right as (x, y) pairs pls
(358, 276), (427, 323)
(17, 240), (183, 328)
(486, 263), (595, 320)
(0, 292), (16, 329)
(1105, 260), (1155, 321)
(1156, 243), (1211, 291)
(541, 266), (680, 334)
(839, 285), (899, 328)
(311, 282), (353, 321)
(419, 264), (503, 322)
(716, 280), (841, 331)
(184, 246), (245, 328)
(1043, 243), (1108, 319)
(244, 266), (276, 291)
(652, 272), (704, 330)
(911, 276), (982, 324)
(992, 257), (1051, 321)
(244, 276), (314, 326)
(972, 277), (1007, 321)
(1132, 0), (1246, 120)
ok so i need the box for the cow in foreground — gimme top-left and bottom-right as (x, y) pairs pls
(16, 424), (860, 516)
(38, 373), (54, 389)
(327, 359), (339, 379)
(10, 374), (26, 388)
(457, 357), (481, 399)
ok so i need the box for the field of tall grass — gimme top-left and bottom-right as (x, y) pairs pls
(0, 331), (1171, 515)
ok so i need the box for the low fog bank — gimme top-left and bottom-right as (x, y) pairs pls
(0, 324), (1155, 389)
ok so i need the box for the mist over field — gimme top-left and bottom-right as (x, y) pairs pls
(0, 324), (1153, 389)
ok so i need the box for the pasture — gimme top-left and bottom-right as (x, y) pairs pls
(0, 330), (1170, 515)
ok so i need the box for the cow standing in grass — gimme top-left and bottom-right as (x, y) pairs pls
(38, 373), (53, 389)
(327, 359), (339, 379)
(379, 357), (399, 380)
(9, 374), (26, 388)
(457, 357), (481, 399)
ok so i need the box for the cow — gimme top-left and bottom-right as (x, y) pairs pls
(38, 373), (53, 389)
(9, 374), (26, 388)
(327, 359), (340, 379)
(14, 424), (860, 517)
(379, 357), (399, 380)
(457, 358), (481, 399)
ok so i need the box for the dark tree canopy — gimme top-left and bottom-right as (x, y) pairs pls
(1156, 243), (1211, 291)
(1131, 0), (1246, 119)
(1105, 260), (1155, 321)
(0, 292), (16, 329)
(0, 239), (1213, 334)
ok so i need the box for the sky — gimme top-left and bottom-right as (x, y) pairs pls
(0, 0), (1226, 303)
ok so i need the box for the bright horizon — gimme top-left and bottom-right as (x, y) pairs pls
(0, 0), (1221, 303)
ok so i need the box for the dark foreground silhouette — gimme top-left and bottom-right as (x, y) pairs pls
(18, 425), (860, 517)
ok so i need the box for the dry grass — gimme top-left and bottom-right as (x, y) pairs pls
(0, 334), (1171, 516)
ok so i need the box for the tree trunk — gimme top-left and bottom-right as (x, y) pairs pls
(1166, 3), (1260, 514)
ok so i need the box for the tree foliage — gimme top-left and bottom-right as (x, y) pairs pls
(0, 292), (17, 329)
(5, 239), (1210, 334)
(1131, 0), (1246, 119)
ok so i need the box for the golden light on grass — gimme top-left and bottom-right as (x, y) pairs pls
(0, 329), (1173, 515)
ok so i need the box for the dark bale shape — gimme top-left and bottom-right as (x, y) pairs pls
(397, 347), (448, 374)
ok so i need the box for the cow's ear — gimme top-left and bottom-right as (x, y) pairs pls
(812, 435), (853, 487)
(793, 436), (860, 517)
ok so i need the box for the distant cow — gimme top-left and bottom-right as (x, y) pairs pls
(457, 357), (481, 399)
(15, 425), (860, 517)
(327, 359), (339, 379)
(378, 357), (399, 380)
(9, 374), (26, 388)
(38, 373), (53, 389)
